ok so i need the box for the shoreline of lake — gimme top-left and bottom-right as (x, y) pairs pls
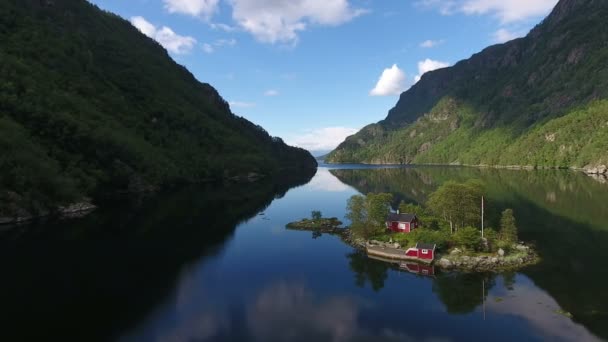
(286, 218), (540, 273)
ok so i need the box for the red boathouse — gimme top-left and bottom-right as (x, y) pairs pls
(386, 212), (419, 233)
(404, 243), (436, 261)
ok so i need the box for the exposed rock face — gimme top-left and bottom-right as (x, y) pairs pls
(439, 258), (452, 268)
(0, 199), (96, 225)
(450, 248), (462, 255)
(58, 201), (97, 218)
(436, 245), (538, 272)
(585, 165), (608, 174)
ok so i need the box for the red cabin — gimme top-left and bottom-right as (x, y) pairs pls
(386, 212), (419, 233)
(404, 243), (436, 261)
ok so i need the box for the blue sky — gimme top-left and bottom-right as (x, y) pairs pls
(89, 0), (558, 154)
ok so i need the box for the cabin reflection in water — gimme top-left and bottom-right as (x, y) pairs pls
(400, 262), (435, 277)
(367, 254), (436, 277)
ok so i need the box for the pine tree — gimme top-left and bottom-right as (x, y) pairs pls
(500, 209), (518, 244)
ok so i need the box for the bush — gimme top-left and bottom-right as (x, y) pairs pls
(453, 226), (482, 251)
(496, 240), (513, 253)
(409, 228), (450, 249)
(311, 210), (322, 220)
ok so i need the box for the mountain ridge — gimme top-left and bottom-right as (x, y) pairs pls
(0, 0), (316, 219)
(327, 0), (608, 168)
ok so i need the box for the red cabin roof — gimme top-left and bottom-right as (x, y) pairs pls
(415, 242), (436, 251)
(386, 212), (417, 223)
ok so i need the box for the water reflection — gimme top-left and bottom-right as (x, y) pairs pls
(348, 250), (390, 292)
(0, 169), (315, 342)
(123, 279), (452, 342)
(247, 282), (359, 341)
(3, 166), (607, 341)
(306, 168), (354, 192)
(488, 275), (601, 342)
(331, 166), (608, 339)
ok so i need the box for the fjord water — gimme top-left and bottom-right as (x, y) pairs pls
(1, 166), (606, 341)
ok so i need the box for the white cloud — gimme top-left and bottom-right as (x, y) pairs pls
(163, 0), (219, 19)
(202, 38), (237, 53)
(492, 28), (522, 43)
(130, 16), (156, 37)
(216, 38), (237, 46)
(202, 43), (214, 53)
(370, 64), (407, 96)
(414, 58), (450, 83)
(420, 39), (445, 48)
(416, 0), (458, 15)
(210, 22), (238, 32)
(228, 0), (367, 44)
(131, 16), (196, 54)
(287, 126), (359, 151)
(229, 101), (256, 108)
(264, 89), (279, 96)
(462, 0), (558, 23)
(417, 0), (557, 23)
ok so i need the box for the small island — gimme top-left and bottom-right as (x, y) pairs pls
(287, 180), (539, 273)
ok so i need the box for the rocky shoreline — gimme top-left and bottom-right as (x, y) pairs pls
(0, 201), (97, 226)
(365, 239), (539, 272)
(286, 221), (540, 273)
(436, 246), (539, 272)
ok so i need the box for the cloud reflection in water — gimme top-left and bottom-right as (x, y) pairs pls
(306, 168), (354, 193)
(123, 279), (451, 342)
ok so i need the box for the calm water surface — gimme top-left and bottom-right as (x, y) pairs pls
(1, 166), (607, 341)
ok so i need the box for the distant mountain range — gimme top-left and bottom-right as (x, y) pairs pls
(327, 0), (608, 169)
(0, 0), (316, 218)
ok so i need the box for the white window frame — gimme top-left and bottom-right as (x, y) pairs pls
(421, 249), (429, 254)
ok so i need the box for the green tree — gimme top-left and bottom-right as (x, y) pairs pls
(453, 226), (482, 250)
(346, 192), (393, 239)
(427, 180), (484, 233)
(311, 210), (322, 220)
(367, 193), (394, 227)
(398, 202), (426, 216)
(346, 195), (367, 228)
(483, 228), (499, 252)
(0, 0), (317, 218)
(500, 209), (518, 244)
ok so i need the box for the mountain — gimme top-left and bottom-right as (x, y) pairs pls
(0, 0), (316, 219)
(327, 0), (608, 169)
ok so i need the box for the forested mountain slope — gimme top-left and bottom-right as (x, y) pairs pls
(0, 0), (316, 218)
(327, 0), (608, 168)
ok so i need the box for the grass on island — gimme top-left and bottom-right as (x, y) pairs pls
(286, 211), (343, 230)
(286, 217), (343, 229)
(555, 309), (574, 318)
(347, 182), (538, 263)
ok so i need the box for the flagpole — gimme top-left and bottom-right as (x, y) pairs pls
(481, 196), (484, 239)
